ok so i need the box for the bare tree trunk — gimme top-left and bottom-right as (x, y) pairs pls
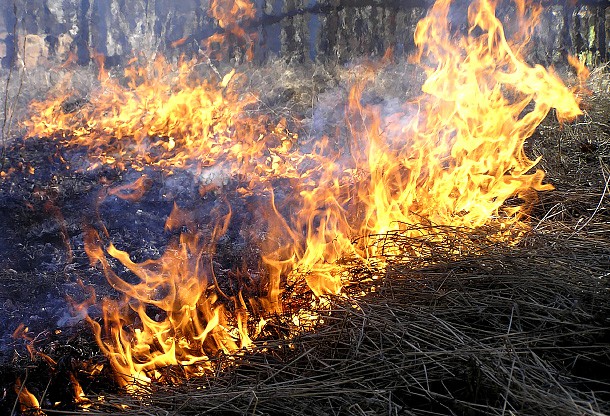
(0, 0), (608, 68)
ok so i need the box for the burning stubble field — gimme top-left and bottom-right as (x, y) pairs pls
(1, 0), (610, 415)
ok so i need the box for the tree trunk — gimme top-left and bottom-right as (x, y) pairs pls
(0, 0), (608, 68)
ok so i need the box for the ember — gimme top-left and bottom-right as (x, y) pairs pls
(1, 0), (609, 414)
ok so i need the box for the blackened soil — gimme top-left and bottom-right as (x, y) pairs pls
(3, 141), (202, 321)
(0, 136), (292, 410)
(0, 138), (259, 409)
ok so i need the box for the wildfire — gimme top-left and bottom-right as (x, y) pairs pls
(24, 0), (583, 392)
(353, 0), (584, 250)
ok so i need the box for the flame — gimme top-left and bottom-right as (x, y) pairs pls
(107, 175), (152, 202)
(83, 201), (258, 389)
(25, 0), (585, 390)
(24, 56), (268, 174)
(14, 378), (42, 415)
(206, 0), (257, 60)
(70, 373), (90, 406)
(353, 0), (583, 246)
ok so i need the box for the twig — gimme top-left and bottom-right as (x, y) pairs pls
(10, 369), (28, 416)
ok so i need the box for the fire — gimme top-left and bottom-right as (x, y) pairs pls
(82, 202), (256, 389)
(24, 57), (266, 173)
(25, 0), (584, 391)
(353, 0), (583, 248)
(205, 0), (257, 60)
(14, 378), (42, 415)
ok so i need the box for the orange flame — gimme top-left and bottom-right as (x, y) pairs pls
(26, 0), (585, 390)
(83, 202), (258, 389)
(107, 175), (152, 202)
(205, 0), (257, 60)
(24, 56), (271, 173)
(354, 0), (582, 245)
(14, 378), (42, 414)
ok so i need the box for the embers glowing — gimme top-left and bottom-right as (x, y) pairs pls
(25, 0), (584, 391)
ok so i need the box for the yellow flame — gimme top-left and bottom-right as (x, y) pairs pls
(355, 0), (582, 244)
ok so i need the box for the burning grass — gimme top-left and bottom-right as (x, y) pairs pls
(10, 225), (608, 415)
(2, 66), (609, 414)
(1, 0), (610, 413)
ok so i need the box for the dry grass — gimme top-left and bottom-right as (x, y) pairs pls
(3, 62), (610, 416)
(81, 228), (609, 415)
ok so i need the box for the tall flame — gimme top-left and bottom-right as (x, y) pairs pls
(356, 0), (583, 241)
(26, 0), (584, 389)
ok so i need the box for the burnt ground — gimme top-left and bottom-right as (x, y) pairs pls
(0, 131), (327, 413)
(0, 137), (176, 345)
(0, 65), (608, 415)
(0, 137), (268, 409)
(0, 136), (280, 340)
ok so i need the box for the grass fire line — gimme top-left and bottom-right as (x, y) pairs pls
(16, 0), (588, 402)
